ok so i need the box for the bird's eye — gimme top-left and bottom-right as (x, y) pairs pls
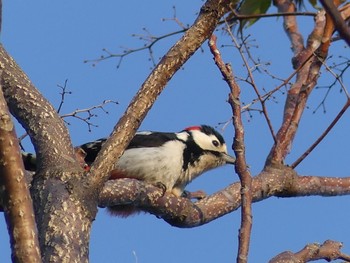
(212, 140), (220, 147)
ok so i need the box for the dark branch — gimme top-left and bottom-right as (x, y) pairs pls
(320, 0), (350, 46)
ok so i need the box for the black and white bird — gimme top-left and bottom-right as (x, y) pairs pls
(80, 125), (235, 198)
(22, 125), (235, 216)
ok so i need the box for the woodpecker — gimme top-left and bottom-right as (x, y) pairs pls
(21, 125), (235, 216)
(79, 125), (235, 216)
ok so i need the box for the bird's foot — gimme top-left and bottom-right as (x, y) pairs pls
(154, 182), (167, 196)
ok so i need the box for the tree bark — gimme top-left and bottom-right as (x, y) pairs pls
(0, 85), (41, 262)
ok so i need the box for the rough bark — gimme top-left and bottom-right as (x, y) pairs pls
(0, 44), (94, 262)
(99, 165), (350, 227)
(0, 86), (41, 262)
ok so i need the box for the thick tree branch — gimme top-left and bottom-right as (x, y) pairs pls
(273, 0), (305, 56)
(0, 45), (94, 261)
(99, 166), (350, 228)
(0, 45), (77, 172)
(0, 86), (41, 262)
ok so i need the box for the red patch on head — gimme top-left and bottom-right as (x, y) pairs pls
(184, 126), (201, 131)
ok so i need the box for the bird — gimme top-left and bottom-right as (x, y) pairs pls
(78, 125), (235, 216)
(21, 125), (235, 216)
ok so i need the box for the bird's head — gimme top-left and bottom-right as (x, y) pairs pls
(183, 125), (236, 171)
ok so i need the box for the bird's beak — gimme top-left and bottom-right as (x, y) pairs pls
(222, 153), (236, 164)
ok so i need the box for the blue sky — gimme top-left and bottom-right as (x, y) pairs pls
(1, 1), (350, 262)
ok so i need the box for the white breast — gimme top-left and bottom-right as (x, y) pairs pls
(115, 140), (186, 192)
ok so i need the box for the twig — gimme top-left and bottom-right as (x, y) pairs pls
(291, 99), (350, 168)
(208, 34), (252, 263)
(241, 52), (313, 112)
(313, 57), (350, 114)
(161, 6), (189, 30)
(85, 6), (191, 68)
(20, 99), (118, 146)
(56, 79), (71, 113)
(224, 10), (316, 23)
(84, 28), (187, 68)
(225, 24), (277, 142)
(61, 100), (118, 132)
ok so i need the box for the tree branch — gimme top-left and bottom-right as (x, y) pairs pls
(273, 0), (305, 56)
(99, 166), (350, 227)
(0, 86), (41, 262)
(226, 27), (277, 142)
(269, 240), (350, 262)
(208, 34), (252, 263)
(266, 10), (328, 165)
(320, 0), (350, 46)
(0, 45), (94, 261)
(291, 99), (350, 168)
(0, 45), (77, 172)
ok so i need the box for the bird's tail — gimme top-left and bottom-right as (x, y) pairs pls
(107, 205), (141, 217)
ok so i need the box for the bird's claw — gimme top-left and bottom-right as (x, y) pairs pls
(154, 182), (167, 196)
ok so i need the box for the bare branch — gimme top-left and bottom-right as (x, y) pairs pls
(84, 29), (187, 68)
(313, 58), (350, 114)
(269, 5), (350, 167)
(208, 34), (252, 263)
(241, 53), (313, 112)
(224, 10), (316, 26)
(226, 26), (277, 142)
(270, 240), (350, 263)
(85, 6), (191, 68)
(61, 100), (118, 132)
(291, 99), (350, 168)
(19, 98), (117, 150)
(56, 79), (71, 114)
(161, 6), (189, 30)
